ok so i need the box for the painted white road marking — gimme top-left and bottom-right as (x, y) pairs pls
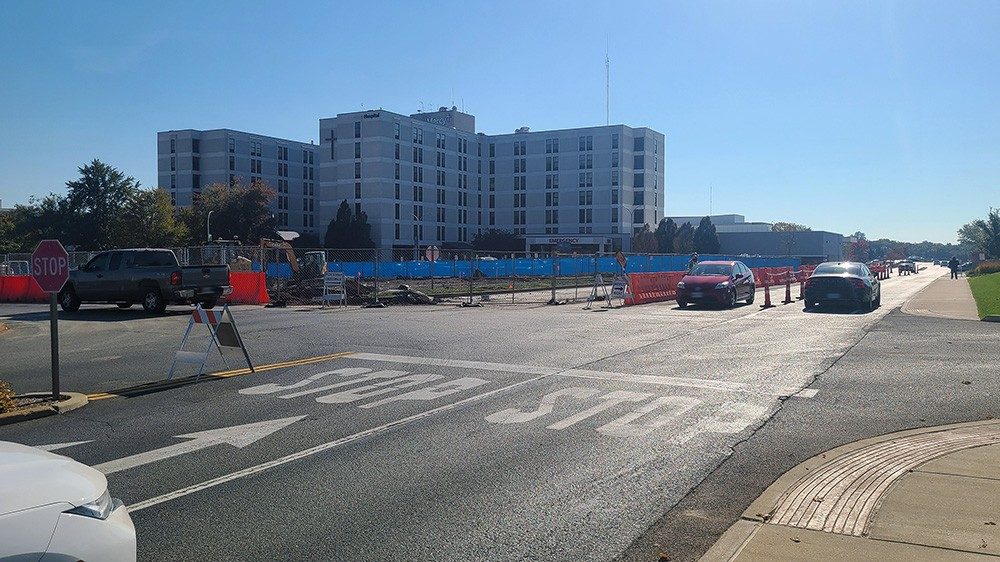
(596, 396), (701, 437)
(547, 391), (652, 430)
(316, 373), (444, 404)
(35, 440), (94, 452)
(347, 352), (814, 397)
(358, 377), (491, 408)
(94, 416), (304, 475)
(128, 374), (550, 513)
(278, 370), (407, 399)
(485, 387), (599, 424)
(239, 367), (372, 395)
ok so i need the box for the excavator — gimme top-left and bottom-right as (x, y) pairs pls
(258, 235), (330, 305)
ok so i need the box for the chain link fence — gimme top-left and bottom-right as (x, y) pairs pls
(2, 247), (801, 307)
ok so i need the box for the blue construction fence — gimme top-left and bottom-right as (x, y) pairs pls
(254, 254), (802, 280)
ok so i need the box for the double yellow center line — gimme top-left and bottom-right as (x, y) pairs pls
(87, 351), (354, 401)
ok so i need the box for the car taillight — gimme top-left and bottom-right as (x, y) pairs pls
(170, 271), (182, 286)
(850, 278), (866, 289)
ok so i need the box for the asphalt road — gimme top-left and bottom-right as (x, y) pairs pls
(0, 268), (967, 561)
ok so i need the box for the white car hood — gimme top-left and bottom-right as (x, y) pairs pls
(0, 441), (107, 515)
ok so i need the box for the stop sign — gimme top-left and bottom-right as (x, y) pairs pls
(31, 240), (70, 293)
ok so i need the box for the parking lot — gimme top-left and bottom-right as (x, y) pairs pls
(0, 268), (960, 560)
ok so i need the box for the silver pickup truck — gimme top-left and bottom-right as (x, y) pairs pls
(58, 249), (231, 313)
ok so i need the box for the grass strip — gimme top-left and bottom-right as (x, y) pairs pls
(968, 272), (1000, 319)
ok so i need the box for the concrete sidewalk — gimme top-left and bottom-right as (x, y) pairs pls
(901, 272), (981, 321)
(703, 420), (1000, 561)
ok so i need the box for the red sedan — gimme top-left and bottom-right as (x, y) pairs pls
(676, 261), (756, 308)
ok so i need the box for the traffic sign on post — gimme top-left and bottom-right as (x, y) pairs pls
(615, 250), (628, 272)
(425, 246), (440, 291)
(31, 240), (70, 402)
(31, 240), (70, 293)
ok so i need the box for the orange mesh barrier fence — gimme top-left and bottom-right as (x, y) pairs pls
(227, 271), (269, 305)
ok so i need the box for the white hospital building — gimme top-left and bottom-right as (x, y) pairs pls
(158, 106), (664, 252)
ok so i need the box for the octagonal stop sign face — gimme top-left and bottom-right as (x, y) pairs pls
(31, 239), (71, 293)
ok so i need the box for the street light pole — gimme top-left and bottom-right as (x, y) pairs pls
(207, 210), (214, 243)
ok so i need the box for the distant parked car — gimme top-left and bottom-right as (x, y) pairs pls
(897, 261), (916, 273)
(959, 262), (975, 272)
(0, 441), (136, 561)
(676, 260), (756, 308)
(804, 261), (881, 311)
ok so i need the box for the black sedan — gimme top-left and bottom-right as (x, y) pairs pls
(804, 261), (881, 311)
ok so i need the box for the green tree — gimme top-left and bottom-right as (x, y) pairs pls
(846, 237), (871, 262)
(187, 179), (277, 245)
(654, 218), (677, 254)
(674, 222), (695, 253)
(0, 215), (17, 253)
(324, 200), (375, 248)
(472, 229), (524, 252)
(631, 224), (658, 253)
(692, 216), (721, 253)
(114, 188), (189, 248)
(771, 222), (811, 232)
(6, 196), (74, 251)
(959, 210), (1000, 259)
(64, 159), (141, 248)
(348, 209), (376, 248)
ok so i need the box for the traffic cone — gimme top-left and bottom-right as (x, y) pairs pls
(783, 268), (794, 304)
(761, 275), (774, 308)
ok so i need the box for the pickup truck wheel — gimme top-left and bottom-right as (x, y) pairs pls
(117, 303), (132, 309)
(59, 288), (81, 312)
(200, 299), (218, 310)
(141, 288), (167, 313)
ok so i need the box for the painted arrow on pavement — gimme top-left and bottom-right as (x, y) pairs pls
(93, 415), (306, 475)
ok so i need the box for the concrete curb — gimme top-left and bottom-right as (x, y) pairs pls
(0, 391), (89, 426)
(703, 418), (1000, 561)
(983, 315), (1000, 322)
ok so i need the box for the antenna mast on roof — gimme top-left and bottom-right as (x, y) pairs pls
(605, 39), (611, 126)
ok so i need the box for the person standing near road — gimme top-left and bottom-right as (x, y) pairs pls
(948, 256), (960, 279)
(687, 253), (699, 272)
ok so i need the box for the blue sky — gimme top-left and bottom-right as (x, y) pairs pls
(1, 0), (997, 243)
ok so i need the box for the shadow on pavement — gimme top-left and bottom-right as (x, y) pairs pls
(3, 307), (193, 323)
(803, 304), (875, 315)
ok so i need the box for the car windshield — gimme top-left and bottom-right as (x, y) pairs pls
(689, 264), (732, 276)
(814, 264), (863, 275)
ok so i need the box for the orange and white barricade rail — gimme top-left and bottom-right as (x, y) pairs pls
(169, 303), (254, 380)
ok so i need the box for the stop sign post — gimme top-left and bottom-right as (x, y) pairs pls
(31, 240), (70, 401)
